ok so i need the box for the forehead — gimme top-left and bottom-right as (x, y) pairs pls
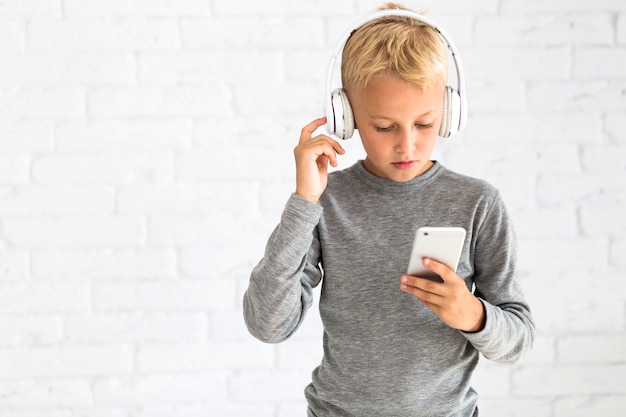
(350, 72), (444, 116)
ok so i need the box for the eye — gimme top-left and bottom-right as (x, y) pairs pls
(375, 125), (394, 133)
(416, 123), (433, 129)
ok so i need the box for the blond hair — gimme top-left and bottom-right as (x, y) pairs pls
(341, 3), (447, 94)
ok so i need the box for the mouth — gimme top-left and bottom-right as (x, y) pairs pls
(391, 161), (417, 170)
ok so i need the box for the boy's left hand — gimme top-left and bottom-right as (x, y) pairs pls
(400, 258), (485, 333)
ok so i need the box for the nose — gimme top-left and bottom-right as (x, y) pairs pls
(394, 128), (416, 153)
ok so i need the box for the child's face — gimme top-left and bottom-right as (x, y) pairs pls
(349, 72), (444, 183)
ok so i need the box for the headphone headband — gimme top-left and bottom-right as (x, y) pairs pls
(325, 9), (467, 139)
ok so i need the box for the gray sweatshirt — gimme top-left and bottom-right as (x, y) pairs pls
(244, 161), (535, 417)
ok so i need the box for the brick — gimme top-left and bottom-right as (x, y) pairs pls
(229, 370), (312, 402)
(0, 282), (90, 314)
(63, 0), (212, 17)
(574, 47), (626, 79)
(179, 245), (264, 279)
(285, 48), (331, 84)
(0, 316), (61, 346)
(0, 0), (62, 17)
(93, 280), (236, 311)
(31, 248), (177, 280)
(148, 212), (270, 247)
(234, 82), (322, 118)
(137, 341), (274, 371)
(465, 80), (526, 113)
(475, 14), (614, 45)
(214, 0), (354, 15)
(277, 402), (309, 417)
(619, 14), (626, 44)
(537, 174), (626, 206)
(503, 0), (626, 13)
(428, 15), (475, 47)
(3, 216), (144, 248)
(0, 19), (24, 50)
(181, 17), (324, 48)
(606, 112), (626, 143)
(33, 153), (173, 185)
(611, 239), (626, 266)
(128, 403), (275, 417)
(356, 0), (498, 14)
(519, 335), (556, 365)
(0, 187), (115, 215)
(0, 86), (85, 118)
(0, 155), (29, 185)
(528, 297), (623, 334)
(464, 46), (570, 80)
(0, 250), (28, 281)
(93, 373), (229, 405)
(192, 116), (287, 148)
(478, 398), (552, 417)
(210, 310), (253, 340)
(176, 146), (294, 182)
(56, 119), (192, 152)
(28, 19), (180, 51)
(0, 121), (53, 152)
(258, 180), (296, 216)
(514, 365), (626, 396)
(117, 182), (259, 215)
(0, 380), (91, 408)
(88, 85), (232, 117)
(523, 270), (626, 317)
(580, 206), (626, 236)
(65, 313), (208, 342)
(528, 81), (626, 112)
(277, 340), (323, 371)
(0, 345), (133, 378)
(558, 335), (626, 364)
(513, 208), (578, 238)
(582, 144), (626, 172)
(471, 362), (511, 397)
(463, 112), (603, 145)
(444, 142), (581, 179)
(554, 396), (626, 417)
(487, 174), (535, 212)
(0, 53), (136, 84)
(518, 238), (608, 271)
(0, 411), (123, 417)
(139, 50), (284, 84)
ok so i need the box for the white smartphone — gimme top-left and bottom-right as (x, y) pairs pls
(406, 227), (466, 281)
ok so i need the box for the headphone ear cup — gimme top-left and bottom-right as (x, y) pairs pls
(439, 86), (461, 138)
(330, 88), (355, 140)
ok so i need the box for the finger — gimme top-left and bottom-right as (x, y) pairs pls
(401, 275), (441, 295)
(421, 258), (458, 283)
(400, 277), (443, 305)
(324, 139), (346, 166)
(299, 117), (328, 144)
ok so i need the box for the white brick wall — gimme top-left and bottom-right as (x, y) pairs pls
(0, 0), (624, 415)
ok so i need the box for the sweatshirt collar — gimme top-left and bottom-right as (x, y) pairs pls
(353, 160), (446, 192)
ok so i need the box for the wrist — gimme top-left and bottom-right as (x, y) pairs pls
(295, 189), (320, 204)
(463, 297), (486, 333)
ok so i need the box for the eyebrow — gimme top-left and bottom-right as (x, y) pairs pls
(369, 109), (437, 120)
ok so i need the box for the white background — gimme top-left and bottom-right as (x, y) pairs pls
(0, 0), (625, 416)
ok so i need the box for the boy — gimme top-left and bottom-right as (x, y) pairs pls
(243, 3), (535, 416)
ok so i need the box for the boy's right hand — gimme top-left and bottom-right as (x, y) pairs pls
(294, 117), (345, 204)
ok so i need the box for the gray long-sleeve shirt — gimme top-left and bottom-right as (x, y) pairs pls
(244, 161), (535, 417)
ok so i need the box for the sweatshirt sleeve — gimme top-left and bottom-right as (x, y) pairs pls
(243, 193), (324, 344)
(462, 191), (536, 364)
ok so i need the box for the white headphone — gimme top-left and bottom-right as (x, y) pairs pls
(325, 9), (467, 140)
